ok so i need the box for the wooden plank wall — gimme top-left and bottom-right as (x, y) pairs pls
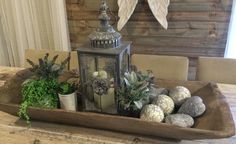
(66, 0), (232, 80)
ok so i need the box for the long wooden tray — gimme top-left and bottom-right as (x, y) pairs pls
(0, 79), (235, 140)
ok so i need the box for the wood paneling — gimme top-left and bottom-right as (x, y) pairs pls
(66, 0), (233, 80)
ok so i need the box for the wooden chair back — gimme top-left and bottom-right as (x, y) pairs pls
(69, 51), (79, 70)
(24, 49), (70, 69)
(131, 54), (189, 81)
(196, 57), (236, 84)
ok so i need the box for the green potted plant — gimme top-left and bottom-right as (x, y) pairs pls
(19, 53), (69, 123)
(117, 71), (154, 117)
(57, 82), (77, 111)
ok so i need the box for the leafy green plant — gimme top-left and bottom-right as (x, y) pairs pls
(19, 53), (70, 123)
(118, 71), (154, 117)
(57, 82), (76, 95)
(19, 79), (59, 123)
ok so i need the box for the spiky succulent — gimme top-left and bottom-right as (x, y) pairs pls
(118, 71), (154, 114)
(26, 53), (70, 80)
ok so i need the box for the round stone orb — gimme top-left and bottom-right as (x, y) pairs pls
(140, 104), (164, 123)
(152, 95), (174, 115)
(169, 86), (191, 106)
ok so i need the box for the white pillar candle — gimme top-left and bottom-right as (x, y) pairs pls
(94, 88), (115, 110)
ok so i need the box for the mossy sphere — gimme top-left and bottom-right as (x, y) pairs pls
(152, 95), (174, 115)
(140, 104), (164, 122)
(169, 86), (191, 106)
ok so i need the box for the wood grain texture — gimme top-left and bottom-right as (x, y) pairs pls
(66, 0), (233, 80)
(66, 0), (232, 57)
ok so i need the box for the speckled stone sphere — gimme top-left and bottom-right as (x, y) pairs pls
(140, 104), (164, 123)
(169, 86), (191, 106)
(152, 95), (174, 115)
(165, 114), (194, 128)
(178, 96), (206, 118)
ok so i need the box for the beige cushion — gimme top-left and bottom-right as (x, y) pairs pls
(131, 54), (189, 81)
(24, 49), (69, 69)
(196, 57), (236, 84)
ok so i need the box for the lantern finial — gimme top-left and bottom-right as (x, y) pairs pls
(99, 0), (110, 29)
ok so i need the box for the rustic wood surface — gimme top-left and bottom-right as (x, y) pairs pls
(66, 0), (232, 57)
(0, 67), (236, 143)
(65, 0), (233, 80)
(0, 66), (24, 86)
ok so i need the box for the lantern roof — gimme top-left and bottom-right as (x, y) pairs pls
(88, 0), (121, 48)
(77, 41), (131, 56)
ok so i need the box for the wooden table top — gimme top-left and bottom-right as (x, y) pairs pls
(0, 67), (235, 144)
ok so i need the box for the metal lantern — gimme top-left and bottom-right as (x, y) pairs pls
(77, 0), (131, 114)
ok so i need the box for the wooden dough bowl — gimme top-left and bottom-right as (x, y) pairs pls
(0, 71), (235, 140)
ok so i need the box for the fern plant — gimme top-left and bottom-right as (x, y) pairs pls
(19, 79), (59, 123)
(118, 71), (154, 117)
(19, 53), (70, 123)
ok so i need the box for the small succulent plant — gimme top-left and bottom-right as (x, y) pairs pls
(58, 82), (77, 95)
(118, 71), (154, 117)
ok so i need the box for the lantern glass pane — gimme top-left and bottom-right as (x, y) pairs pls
(80, 54), (117, 114)
(78, 42), (131, 114)
(121, 50), (129, 76)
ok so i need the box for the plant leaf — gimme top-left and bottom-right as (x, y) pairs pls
(124, 77), (130, 86)
(26, 59), (35, 67)
(44, 53), (49, 61)
(134, 100), (143, 109)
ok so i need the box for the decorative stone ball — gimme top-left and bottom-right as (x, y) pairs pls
(140, 104), (164, 123)
(178, 96), (206, 118)
(165, 114), (194, 128)
(152, 95), (174, 115)
(169, 86), (191, 106)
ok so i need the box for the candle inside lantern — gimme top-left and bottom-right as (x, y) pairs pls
(94, 88), (115, 110)
(92, 70), (116, 111)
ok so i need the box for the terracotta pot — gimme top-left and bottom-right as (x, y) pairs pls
(58, 92), (77, 111)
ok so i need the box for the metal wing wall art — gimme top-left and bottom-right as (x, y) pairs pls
(117, 0), (170, 31)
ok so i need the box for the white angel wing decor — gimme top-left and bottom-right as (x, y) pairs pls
(117, 0), (138, 31)
(117, 0), (170, 31)
(147, 0), (170, 29)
